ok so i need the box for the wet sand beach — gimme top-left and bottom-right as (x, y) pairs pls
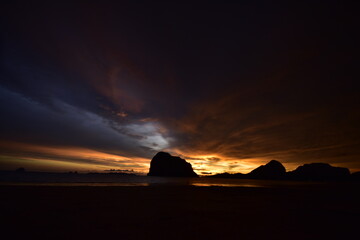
(1, 183), (359, 240)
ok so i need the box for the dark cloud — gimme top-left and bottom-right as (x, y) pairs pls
(0, 86), (169, 159)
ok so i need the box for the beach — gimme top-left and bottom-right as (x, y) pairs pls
(1, 182), (359, 240)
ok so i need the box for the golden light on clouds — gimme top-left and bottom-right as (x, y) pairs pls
(0, 141), (149, 173)
(187, 157), (270, 175)
(169, 149), (283, 175)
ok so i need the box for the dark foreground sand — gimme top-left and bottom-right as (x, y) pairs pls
(1, 184), (359, 240)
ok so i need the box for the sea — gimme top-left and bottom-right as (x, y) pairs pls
(0, 171), (334, 188)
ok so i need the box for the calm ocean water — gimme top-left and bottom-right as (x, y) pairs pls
(0, 172), (330, 187)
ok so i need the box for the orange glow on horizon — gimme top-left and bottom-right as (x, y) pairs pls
(0, 141), (299, 175)
(0, 140), (149, 173)
(169, 149), (279, 175)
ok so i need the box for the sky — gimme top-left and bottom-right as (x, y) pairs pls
(1, 1), (359, 175)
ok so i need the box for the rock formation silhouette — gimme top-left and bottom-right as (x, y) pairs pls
(147, 152), (198, 177)
(287, 163), (350, 181)
(208, 161), (353, 181)
(247, 160), (286, 180)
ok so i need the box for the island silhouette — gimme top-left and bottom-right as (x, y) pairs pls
(148, 152), (357, 181)
(148, 152), (198, 177)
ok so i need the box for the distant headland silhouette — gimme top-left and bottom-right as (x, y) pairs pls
(210, 160), (353, 181)
(148, 152), (359, 181)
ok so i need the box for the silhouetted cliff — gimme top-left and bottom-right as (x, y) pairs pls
(147, 152), (198, 177)
(287, 163), (350, 181)
(247, 160), (286, 180)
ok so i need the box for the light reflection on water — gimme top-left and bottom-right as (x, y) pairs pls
(192, 183), (263, 187)
(0, 176), (315, 188)
(0, 182), (264, 187)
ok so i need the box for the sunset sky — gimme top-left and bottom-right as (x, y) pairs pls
(1, 1), (359, 175)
